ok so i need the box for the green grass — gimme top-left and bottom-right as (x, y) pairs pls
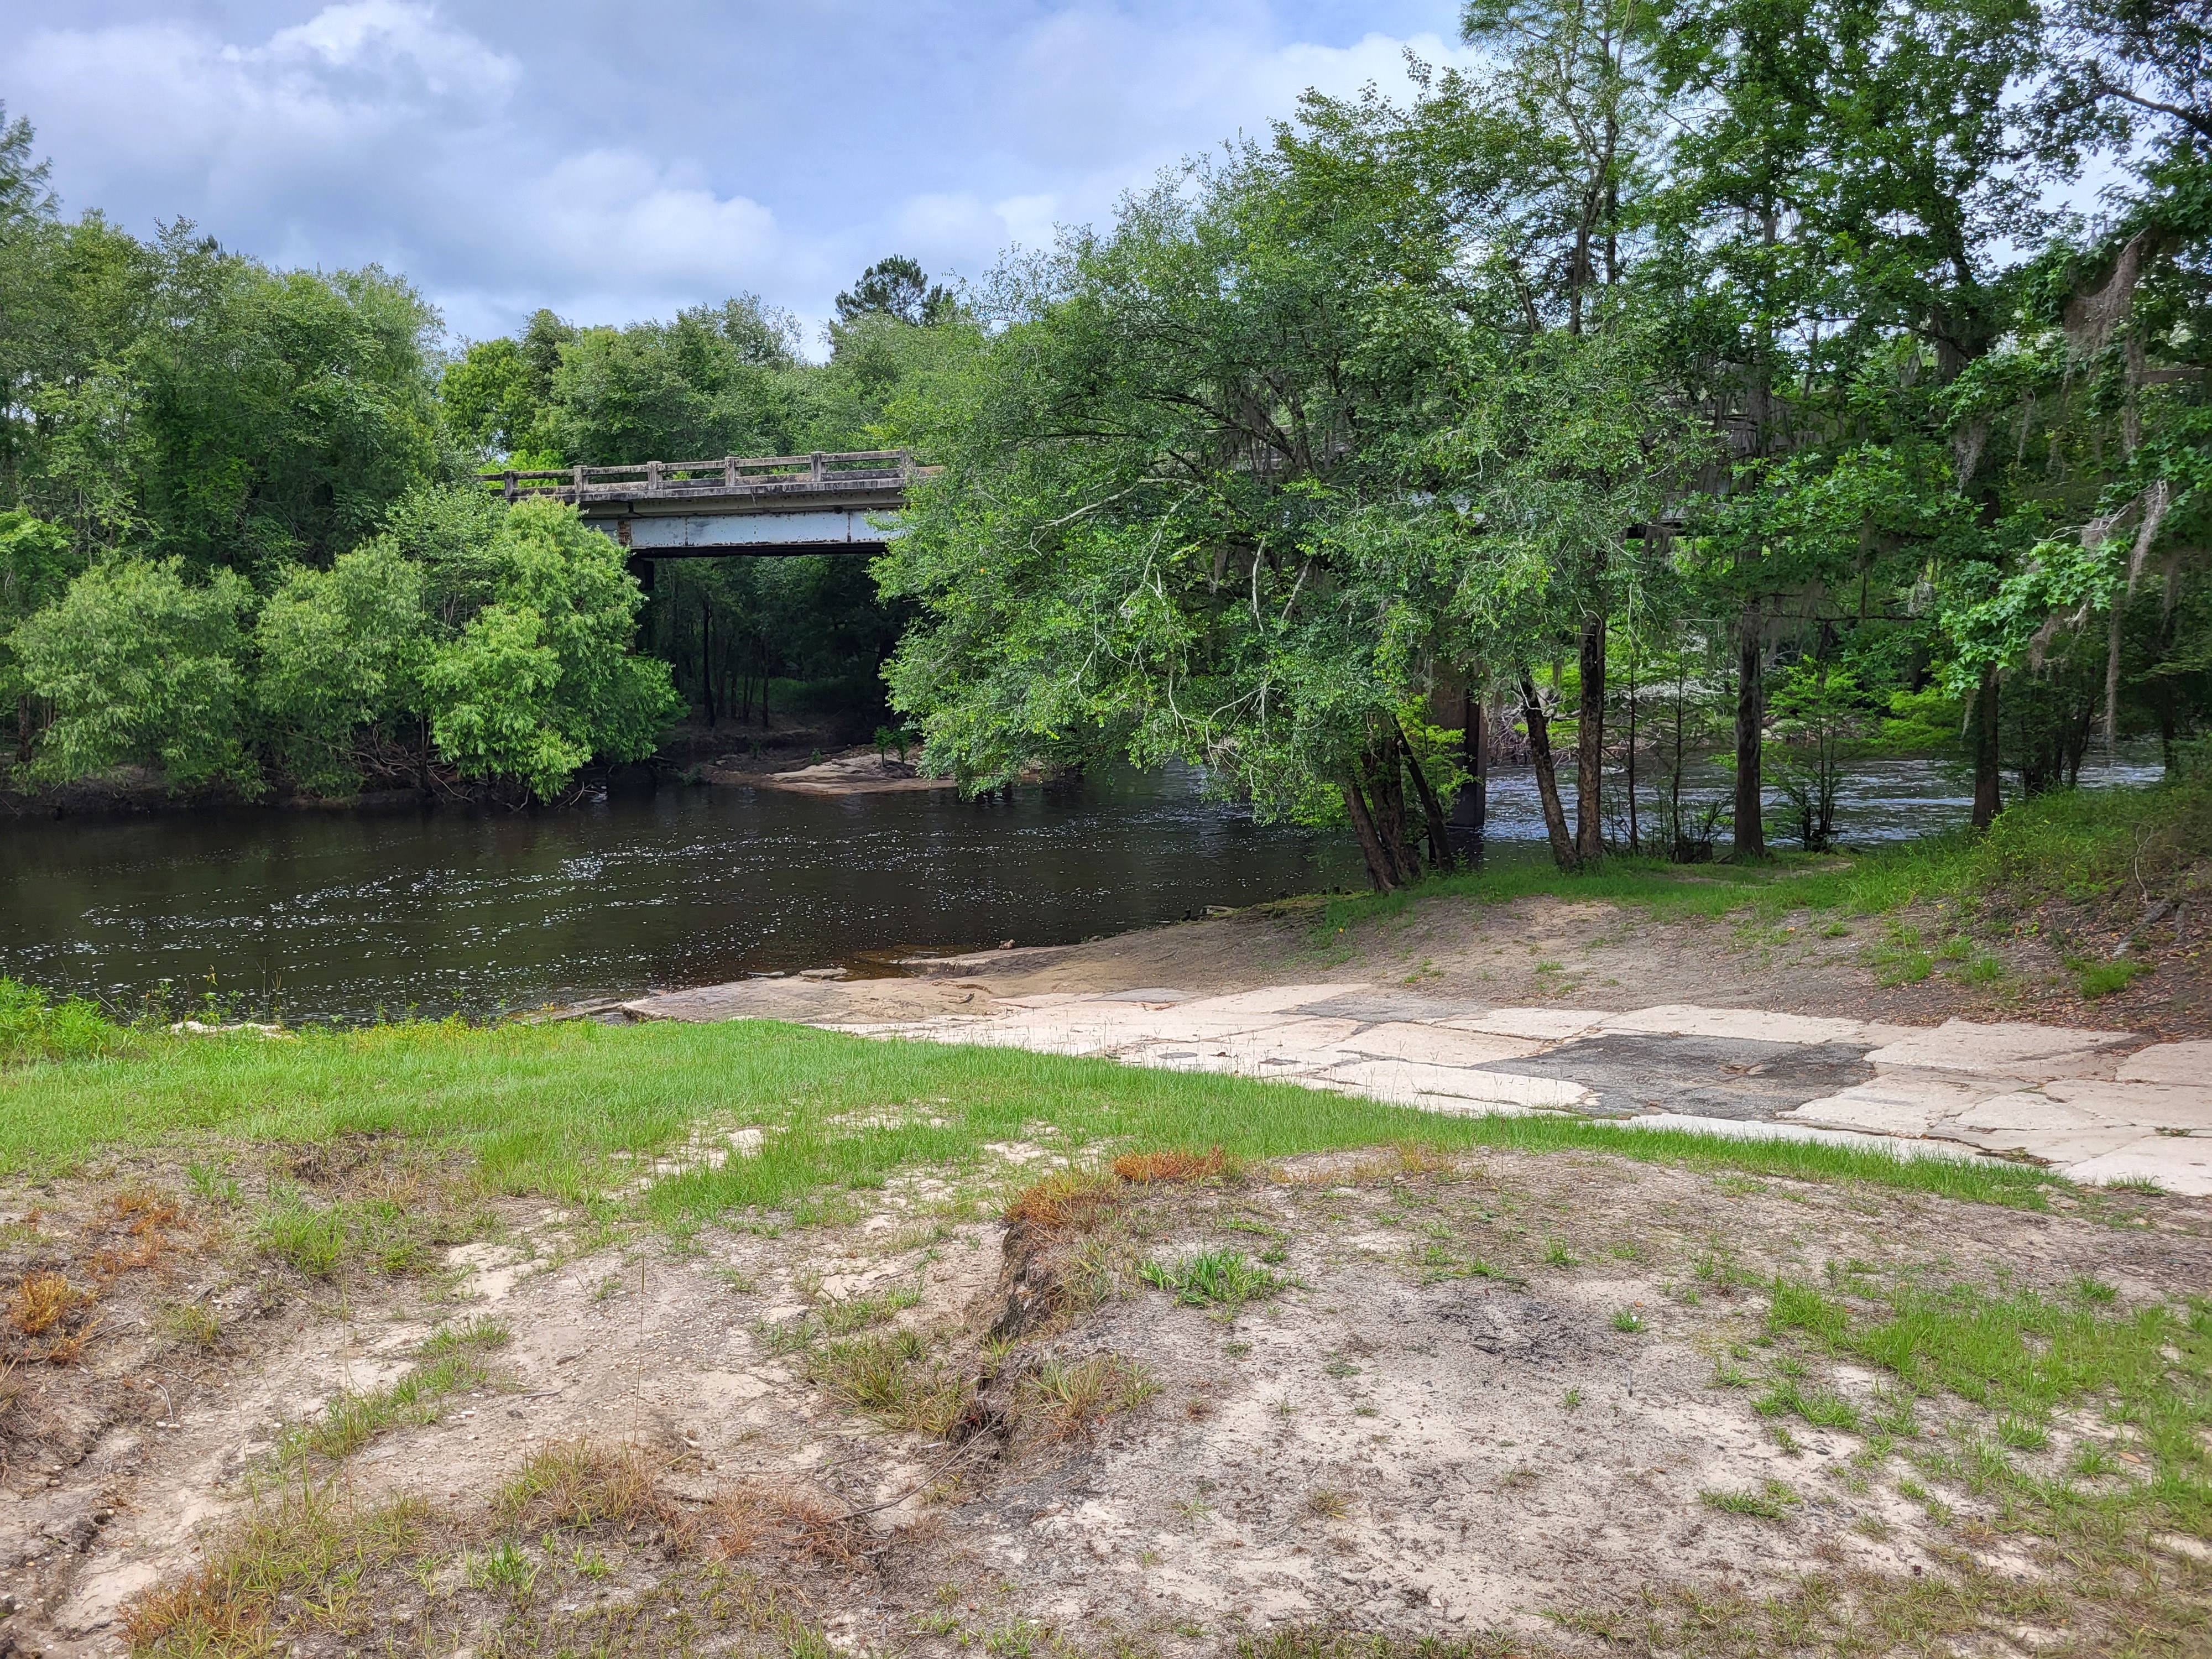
(1316, 775), (2212, 941)
(0, 975), (133, 1065)
(1140, 1248), (1291, 1307)
(2077, 957), (2153, 999)
(0, 1018), (2069, 1219)
(1699, 1479), (1801, 1519)
(1766, 1274), (2212, 1535)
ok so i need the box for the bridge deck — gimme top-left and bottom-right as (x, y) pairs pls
(483, 450), (926, 562)
(486, 450), (920, 510)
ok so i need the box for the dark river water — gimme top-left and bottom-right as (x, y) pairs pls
(0, 752), (2164, 1022)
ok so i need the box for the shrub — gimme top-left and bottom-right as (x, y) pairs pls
(0, 976), (129, 1065)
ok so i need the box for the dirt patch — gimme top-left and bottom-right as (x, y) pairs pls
(886, 884), (2212, 1041)
(4, 1135), (2206, 1657)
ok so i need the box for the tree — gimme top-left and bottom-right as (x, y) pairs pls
(1651, 0), (2046, 840)
(10, 556), (257, 789)
(0, 103), (54, 228)
(0, 509), (78, 758)
(254, 541), (429, 794)
(834, 257), (955, 327)
(418, 497), (681, 799)
(878, 106), (1511, 888)
(548, 300), (801, 465)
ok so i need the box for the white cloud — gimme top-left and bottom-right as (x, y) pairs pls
(11, 1), (1479, 345)
(520, 153), (786, 292)
(869, 15), (1481, 305)
(18, 2), (517, 202)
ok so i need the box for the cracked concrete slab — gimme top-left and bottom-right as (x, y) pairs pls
(1779, 1071), (2026, 1138)
(1861, 1019), (2133, 1079)
(2068, 1138), (2212, 1194)
(1316, 1058), (1593, 1110)
(2037, 1077), (2212, 1130)
(2115, 1040), (2212, 1086)
(1470, 1032), (1877, 1121)
(1439, 1007), (1608, 1041)
(624, 977), (2211, 1195)
(1597, 1005), (1914, 1047)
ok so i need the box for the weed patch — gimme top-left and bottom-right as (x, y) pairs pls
(1766, 1275), (2212, 1535)
(1003, 1170), (1118, 1232)
(1019, 1350), (1160, 1438)
(1699, 1479), (1801, 1519)
(1140, 1248), (1292, 1308)
(279, 1317), (511, 1463)
(123, 1478), (435, 1655)
(1113, 1147), (1229, 1183)
(495, 1439), (689, 1538)
(802, 1328), (969, 1436)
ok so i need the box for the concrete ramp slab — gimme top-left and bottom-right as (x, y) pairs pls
(1863, 1019), (2133, 1079)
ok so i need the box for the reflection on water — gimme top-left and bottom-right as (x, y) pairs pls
(1479, 749), (2166, 848)
(0, 769), (1361, 1022)
(0, 749), (2168, 1022)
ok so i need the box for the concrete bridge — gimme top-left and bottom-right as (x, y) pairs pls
(487, 451), (921, 565)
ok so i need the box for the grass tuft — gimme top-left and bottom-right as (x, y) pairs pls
(8, 1269), (90, 1337)
(1699, 1479), (1802, 1519)
(1004, 1169), (1119, 1232)
(495, 1438), (688, 1538)
(1019, 1350), (1160, 1438)
(1139, 1248), (1292, 1308)
(801, 1328), (969, 1436)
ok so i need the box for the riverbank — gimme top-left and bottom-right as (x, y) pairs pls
(2, 781), (2208, 1658)
(1, 1015), (2205, 1658)
(650, 775), (2212, 1042)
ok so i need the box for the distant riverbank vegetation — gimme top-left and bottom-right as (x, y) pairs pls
(3, 0), (2211, 868)
(0, 125), (966, 801)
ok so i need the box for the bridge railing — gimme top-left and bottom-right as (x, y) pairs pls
(484, 450), (919, 504)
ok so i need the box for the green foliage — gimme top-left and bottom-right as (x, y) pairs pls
(3, 212), (446, 575)
(11, 556), (258, 789)
(0, 975), (129, 1066)
(546, 298), (801, 466)
(254, 540), (429, 794)
(1139, 1249), (1293, 1307)
(2077, 957), (2152, 999)
(0, 508), (79, 715)
(7, 476), (675, 799)
(834, 255), (955, 327)
(419, 498), (681, 797)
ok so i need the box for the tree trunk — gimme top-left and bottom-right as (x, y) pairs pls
(1344, 780), (1397, 892)
(1733, 601), (1766, 860)
(1970, 665), (2002, 830)
(1362, 748), (1423, 885)
(1575, 613), (1606, 864)
(1625, 633), (1639, 853)
(1450, 689), (1488, 844)
(1397, 721), (1456, 873)
(1521, 675), (1579, 873)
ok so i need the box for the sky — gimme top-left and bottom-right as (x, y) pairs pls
(8, 1), (1484, 351)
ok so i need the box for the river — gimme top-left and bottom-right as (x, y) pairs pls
(0, 752), (2164, 1022)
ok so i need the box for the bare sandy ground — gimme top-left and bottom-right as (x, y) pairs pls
(868, 883), (2212, 1039)
(6, 1137), (2208, 1658)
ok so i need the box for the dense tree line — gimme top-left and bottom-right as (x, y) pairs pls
(874, 0), (2212, 886)
(0, 107), (954, 799)
(3, 0), (2208, 858)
